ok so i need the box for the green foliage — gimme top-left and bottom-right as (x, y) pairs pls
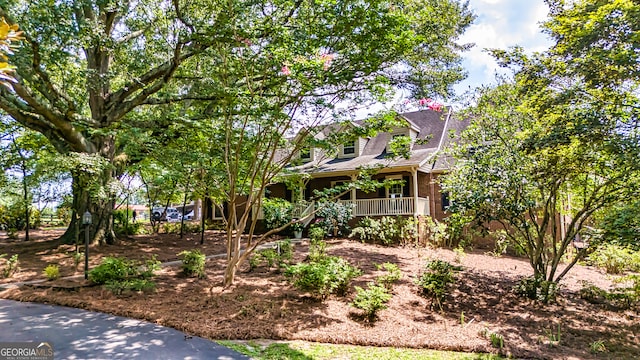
(162, 222), (200, 235)
(589, 244), (639, 274)
(104, 279), (156, 295)
(589, 340), (607, 354)
(42, 264), (60, 280)
(1, 254), (19, 278)
(88, 256), (160, 285)
(285, 256), (361, 300)
(308, 226), (325, 242)
(349, 216), (418, 245)
(177, 250), (206, 278)
(351, 282), (392, 321)
(596, 199), (640, 250)
(263, 198), (293, 231)
(314, 201), (353, 236)
(513, 276), (559, 304)
(375, 262), (402, 289)
(580, 277), (640, 310)
(249, 240), (293, 271)
(422, 217), (450, 248)
(0, 201), (40, 231)
(309, 238), (327, 262)
(415, 260), (460, 307)
(489, 333), (504, 349)
(71, 251), (83, 270)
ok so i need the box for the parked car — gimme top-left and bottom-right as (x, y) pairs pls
(151, 207), (181, 222)
(183, 210), (194, 221)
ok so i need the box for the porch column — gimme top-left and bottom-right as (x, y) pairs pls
(350, 174), (357, 201)
(412, 168), (419, 217)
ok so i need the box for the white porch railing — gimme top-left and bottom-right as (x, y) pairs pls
(256, 197), (430, 220)
(339, 197), (430, 217)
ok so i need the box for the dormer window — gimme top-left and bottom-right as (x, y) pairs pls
(387, 132), (411, 155)
(299, 146), (312, 161)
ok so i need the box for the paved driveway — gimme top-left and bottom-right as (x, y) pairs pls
(0, 299), (249, 359)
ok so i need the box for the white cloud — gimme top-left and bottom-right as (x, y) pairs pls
(454, 0), (553, 95)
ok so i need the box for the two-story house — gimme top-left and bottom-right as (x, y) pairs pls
(265, 108), (468, 223)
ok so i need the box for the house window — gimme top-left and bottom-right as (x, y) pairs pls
(342, 141), (356, 155)
(441, 192), (450, 211)
(385, 175), (404, 198)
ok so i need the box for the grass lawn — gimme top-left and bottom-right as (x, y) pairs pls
(219, 340), (503, 360)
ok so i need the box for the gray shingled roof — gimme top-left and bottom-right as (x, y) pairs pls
(291, 108), (469, 175)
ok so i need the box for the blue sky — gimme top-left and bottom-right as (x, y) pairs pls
(453, 0), (553, 95)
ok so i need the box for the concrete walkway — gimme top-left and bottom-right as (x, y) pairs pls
(0, 299), (249, 359)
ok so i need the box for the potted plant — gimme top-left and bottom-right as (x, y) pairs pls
(290, 220), (304, 239)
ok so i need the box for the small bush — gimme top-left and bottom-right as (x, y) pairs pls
(308, 226), (325, 242)
(263, 198), (293, 231)
(88, 256), (159, 284)
(590, 340), (607, 354)
(490, 333), (504, 349)
(43, 264), (60, 281)
(375, 262), (401, 289)
(104, 279), (156, 295)
(589, 244), (636, 274)
(415, 259), (459, 307)
(1, 254), (19, 278)
(178, 249), (206, 278)
(71, 252), (84, 270)
(513, 275), (559, 303)
(284, 256), (361, 300)
(351, 282), (392, 321)
(162, 221), (201, 234)
(349, 216), (418, 245)
(314, 201), (353, 236)
(579, 281), (607, 304)
(309, 238), (327, 262)
(249, 240), (293, 271)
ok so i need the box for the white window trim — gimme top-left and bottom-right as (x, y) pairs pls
(385, 175), (404, 198)
(299, 146), (313, 162)
(339, 139), (357, 158)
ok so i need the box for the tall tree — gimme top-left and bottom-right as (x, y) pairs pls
(0, 0), (473, 245)
(153, 0), (475, 285)
(445, 0), (640, 302)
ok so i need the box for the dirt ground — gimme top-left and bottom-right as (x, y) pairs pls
(1, 228), (638, 359)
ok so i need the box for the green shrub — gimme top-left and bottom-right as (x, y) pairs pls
(43, 264), (60, 280)
(284, 256), (361, 300)
(415, 260), (459, 307)
(1, 254), (19, 278)
(579, 281), (607, 304)
(178, 249), (206, 278)
(308, 226), (325, 242)
(422, 217), (450, 247)
(589, 244), (636, 274)
(0, 201), (40, 231)
(350, 216), (418, 245)
(88, 256), (160, 284)
(513, 275), (559, 303)
(263, 198), (293, 231)
(375, 262), (401, 289)
(162, 221), (201, 234)
(351, 282), (392, 321)
(589, 340), (607, 354)
(490, 333), (504, 349)
(249, 240), (293, 271)
(309, 238), (327, 262)
(350, 217), (384, 243)
(71, 251), (84, 270)
(104, 279), (156, 295)
(314, 201), (353, 236)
